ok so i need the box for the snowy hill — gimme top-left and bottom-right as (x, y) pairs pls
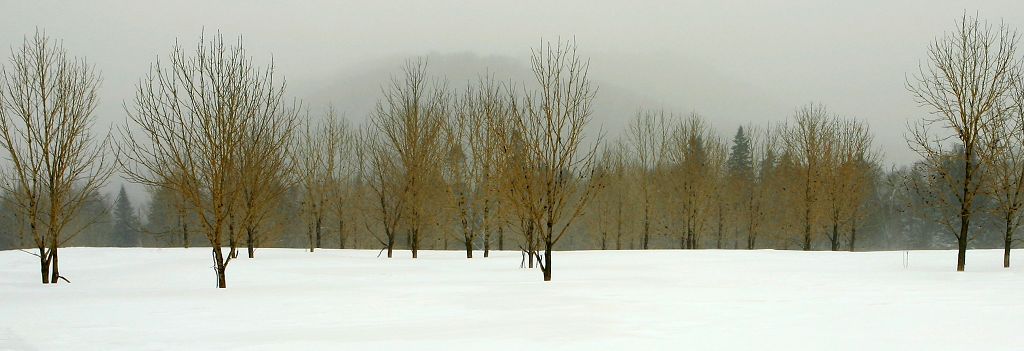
(1, 248), (1021, 350)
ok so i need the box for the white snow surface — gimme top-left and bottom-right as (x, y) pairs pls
(0, 248), (1021, 350)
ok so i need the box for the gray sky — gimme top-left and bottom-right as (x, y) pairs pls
(3, 0), (1024, 205)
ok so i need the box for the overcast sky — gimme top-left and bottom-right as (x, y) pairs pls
(3, 0), (1024, 204)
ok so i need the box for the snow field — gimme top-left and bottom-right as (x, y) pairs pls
(1, 248), (1021, 350)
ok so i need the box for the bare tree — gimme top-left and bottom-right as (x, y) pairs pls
(709, 142), (729, 250)
(468, 76), (507, 257)
(668, 113), (719, 249)
(738, 125), (774, 249)
(441, 87), (478, 258)
(439, 76), (509, 258)
(754, 126), (789, 249)
(906, 14), (1019, 271)
(626, 109), (670, 249)
(500, 39), (600, 281)
(494, 106), (542, 267)
(591, 139), (631, 250)
(988, 76), (1024, 267)
(326, 112), (358, 250)
(839, 121), (881, 251)
(294, 111), (333, 252)
(122, 32), (289, 288)
(362, 126), (403, 258)
(370, 59), (449, 259)
(819, 119), (881, 251)
(784, 103), (836, 251)
(237, 88), (298, 258)
(0, 30), (115, 284)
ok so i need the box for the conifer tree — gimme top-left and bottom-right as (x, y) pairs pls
(112, 185), (141, 247)
(727, 127), (754, 181)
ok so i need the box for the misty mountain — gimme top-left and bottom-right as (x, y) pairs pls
(295, 51), (792, 142)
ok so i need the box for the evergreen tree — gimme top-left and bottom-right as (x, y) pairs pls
(112, 185), (142, 247)
(727, 126), (753, 181)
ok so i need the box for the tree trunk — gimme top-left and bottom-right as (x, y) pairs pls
(542, 240), (553, 281)
(689, 222), (697, 250)
(1004, 215), (1012, 268)
(617, 208), (623, 250)
(803, 214), (812, 251)
(339, 219), (346, 249)
(498, 226), (504, 251)
(228, 215), (238, 259)
(957, 152), (971, 271)
(527, 222), (535, 268)
(483, 203), (490, 257)
(39, 247), (50, 284)
(246, 227), (256, 259)
(182, 220), (190, 248)
(483, 227), (490, 258)
(308, 223), (314, 253)
(747, 230), (756, 250)
(387, 235), (394, 258)
(849, 217), (857, 252)
(642, 196), (650, 250)
(747, 199), (756, 249)
(315, 216), (322, 249)
(716, 211), (723, 250)
(228, 235), (238, 259)
(957, 217), (969, 272)
(830, 222), (839, 251)
(616, 200), (623, 251)
(212, 247), (227, 288)
(642, 224), (649, 249)
(411, 229), (419, 259)
(483, 235), (490, 257)
(463, 214), (473, 258)
(685, 224), (690, 249)
(48, 246), (59, 284)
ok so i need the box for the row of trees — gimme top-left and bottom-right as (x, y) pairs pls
(587, 104), (880, 255)
(113, 33), (602, 286)
(3, 14), (1024, 288)
(357, 40), (601, 281)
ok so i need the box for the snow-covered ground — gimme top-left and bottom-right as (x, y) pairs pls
(0, 248), (1021, 350)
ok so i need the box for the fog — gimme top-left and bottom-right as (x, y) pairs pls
(3, 0), (1024, 204)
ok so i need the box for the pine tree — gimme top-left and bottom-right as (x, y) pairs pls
(112, 185), (142, 247)
(727, 127), (753, 181)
